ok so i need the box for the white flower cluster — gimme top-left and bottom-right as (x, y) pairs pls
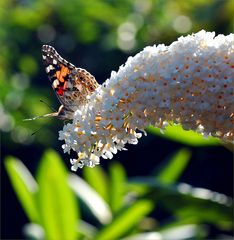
(59, 30), (234, 171)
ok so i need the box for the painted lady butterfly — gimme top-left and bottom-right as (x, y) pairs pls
(25, 45), (99, 121)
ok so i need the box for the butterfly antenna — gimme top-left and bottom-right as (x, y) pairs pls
(23, 112), (59, 121)
(31, 126), (45, 136)
(40, 99), (56, 112)
(23, 115), (46, 121)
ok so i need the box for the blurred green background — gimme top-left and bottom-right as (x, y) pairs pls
(1, 0), (233, 239)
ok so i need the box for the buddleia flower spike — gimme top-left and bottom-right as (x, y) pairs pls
(57, 30), (233, 170)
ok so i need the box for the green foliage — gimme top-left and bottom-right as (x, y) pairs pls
(95, 200), (154, 240)
(83, 166), (109, 203)
(82, 162), (127, 215)
(147, 124), (220, 146)
(5, 149), (233, 239)
(5, 157), (39, 223)
(156, 148), (191, 184)
(36, 150), (78, 240)
(68, 173), (112, 226)
(131, 177), (232, 224)
(109, 162), (126, 213)
(5, 150), (79, 240)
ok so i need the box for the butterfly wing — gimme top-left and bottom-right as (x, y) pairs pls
(70, 67), (99, 110)
(42, 45), (99, 119)
(42, 45), (76, 106)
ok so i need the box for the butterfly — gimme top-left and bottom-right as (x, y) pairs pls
(25, 45), (99, 121)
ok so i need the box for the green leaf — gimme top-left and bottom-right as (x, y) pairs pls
(109, 162), (126, 213)
(129, 177), (233, 229)
(77, 220), (98, 239)
(4, 156), (39, 223)
(147, 124), (220, 146)
(23, 223), (45, 240)
(36, 149), (78, 240)
(121, 232), (162, 240)
(160, 224), (206, 239)
(121, 226), (206, 240)
(172, 197), (233, 230)
(69, 173), (112, 225)
(95, 200), (154, 240)
(156, 148), (191, 184)
(83, 165), (109, 203)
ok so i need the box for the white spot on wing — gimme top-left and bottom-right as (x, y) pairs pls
(53, 79), (60, 88)
(46, 65), (55, 73)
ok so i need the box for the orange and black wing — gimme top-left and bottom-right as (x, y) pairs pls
(42, 45), (99, 116)
(42, 45), (77, 106)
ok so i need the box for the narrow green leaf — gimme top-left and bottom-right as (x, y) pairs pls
(109, 162), (126, 213)
(147, 125), (220, 146)
(121, 232), (162, 240)
(69, 173), (112, 225)
(160, 224), (206, 239)
(83, 166), (109, 203)
(129, 177), (233, 229)
(23, 223), (45, 240)
(95, 200), (154, 240)
(77, 220), (98, 239)
(156, 148), (191, 184)
(4, 156), (39, 223)
(36, 149), (78, 240)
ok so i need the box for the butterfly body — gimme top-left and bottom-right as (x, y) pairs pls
(25, 45), (99, 121)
